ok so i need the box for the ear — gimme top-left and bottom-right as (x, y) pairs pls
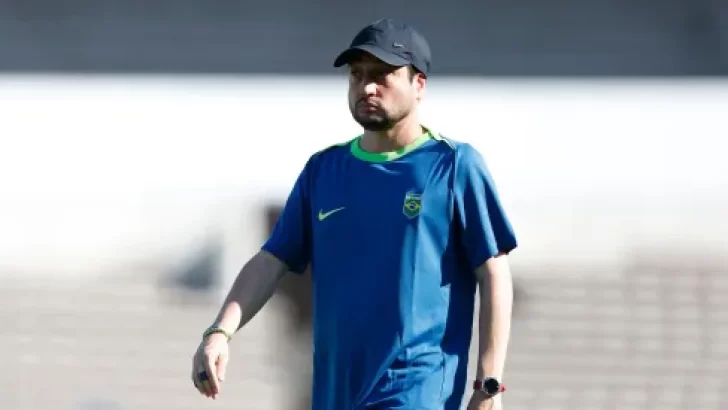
(414, 73), (427, 100)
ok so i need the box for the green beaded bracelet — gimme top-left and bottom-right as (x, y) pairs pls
(203, 326), (232, 341)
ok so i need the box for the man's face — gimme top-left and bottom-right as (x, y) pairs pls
(347, 53), (426, 131)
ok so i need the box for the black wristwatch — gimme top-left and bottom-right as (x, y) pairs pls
(473, 377), (506, 397)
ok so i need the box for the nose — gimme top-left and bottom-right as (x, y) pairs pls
(363, 81), (378, 97)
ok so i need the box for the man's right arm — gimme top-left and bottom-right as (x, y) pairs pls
(192, 250), (293, 399)
(209, 158), (314, 337)
(192, 158), (314, 398)
(210, 250), (290, 335)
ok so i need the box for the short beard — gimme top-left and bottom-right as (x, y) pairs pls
(352, 113), (396, 132)
(350, 103), (409, 132)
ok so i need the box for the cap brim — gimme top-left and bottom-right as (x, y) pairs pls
(333, 44), (410, 68)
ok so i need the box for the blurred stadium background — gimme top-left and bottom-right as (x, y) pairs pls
(1, 1), (727, 410)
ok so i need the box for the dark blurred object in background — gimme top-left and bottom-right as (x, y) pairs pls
(266, 206), (313, 410)
(0, 0), (725, 76)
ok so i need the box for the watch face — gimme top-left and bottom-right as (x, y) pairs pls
(483, 378), (500, 394)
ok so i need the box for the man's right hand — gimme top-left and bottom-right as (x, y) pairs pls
(189, 251), (289, 399)
(191, 332), (230, 399)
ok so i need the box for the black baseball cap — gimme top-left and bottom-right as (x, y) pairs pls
(333, 18), (432, 76)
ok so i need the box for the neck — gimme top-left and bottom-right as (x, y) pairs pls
(360, 115), (424, 153)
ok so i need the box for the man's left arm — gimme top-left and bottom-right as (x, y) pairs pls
(474, 253), (513, 382)
(453, 144), (517, 407)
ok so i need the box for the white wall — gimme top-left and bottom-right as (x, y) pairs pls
(0, 76), (726, 281)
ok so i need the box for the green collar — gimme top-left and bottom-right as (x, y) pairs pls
(350, 128), (433, 162)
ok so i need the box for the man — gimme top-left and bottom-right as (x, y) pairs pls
(191, 18), (517, 410)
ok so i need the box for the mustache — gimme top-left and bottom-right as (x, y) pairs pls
(356, 97), (381, 107)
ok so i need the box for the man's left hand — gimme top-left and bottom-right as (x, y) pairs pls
(466, 392), (502, 410)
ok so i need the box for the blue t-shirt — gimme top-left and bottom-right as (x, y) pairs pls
(263, 128), (517, 410)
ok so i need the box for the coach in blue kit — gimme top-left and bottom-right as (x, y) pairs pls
(191, 18), (518, 410)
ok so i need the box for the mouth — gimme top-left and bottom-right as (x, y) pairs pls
(357, 99), (380, 111)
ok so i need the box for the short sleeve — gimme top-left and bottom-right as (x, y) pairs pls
(453, 144), (518, 271)
(261, 160), (313, 274)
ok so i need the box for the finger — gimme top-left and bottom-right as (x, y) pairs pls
(192, 375), (204, 395)
(192, 356), (207, 396)
(191, 369), (199, 391)
(194, 354), (213, 398)
(191, 362), (202, 394)
(197, 365), (214, 398)
(216, 352), (229, 382)
(204, 355), (221, 397)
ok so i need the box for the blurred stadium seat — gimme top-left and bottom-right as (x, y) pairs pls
(1, 253), (726, 409)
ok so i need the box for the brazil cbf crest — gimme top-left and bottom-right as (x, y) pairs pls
(402, 192), (422, 219)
